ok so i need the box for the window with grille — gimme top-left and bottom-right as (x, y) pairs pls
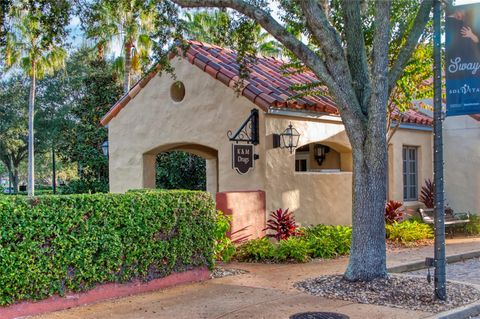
(403, 146), (418, 201)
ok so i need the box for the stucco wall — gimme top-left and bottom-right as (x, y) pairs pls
(265, 115), (353, 225)
(444, 115), (480, 214)
(388, 128), (433, 209)
(108, 57), (266, 194)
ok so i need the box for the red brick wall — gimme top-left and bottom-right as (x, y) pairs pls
(216, 190), (266, 242)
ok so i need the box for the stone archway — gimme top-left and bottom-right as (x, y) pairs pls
(142, 143), (219, 194)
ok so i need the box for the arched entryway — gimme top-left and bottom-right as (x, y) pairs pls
(142, 143), (219, 194)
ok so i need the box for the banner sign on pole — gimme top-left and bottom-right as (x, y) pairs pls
(446, 4), (480, 116)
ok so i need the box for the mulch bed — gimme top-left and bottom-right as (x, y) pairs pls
(294, 274), (480, 313)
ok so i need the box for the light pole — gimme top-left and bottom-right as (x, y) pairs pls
(433, 0), (446, 301)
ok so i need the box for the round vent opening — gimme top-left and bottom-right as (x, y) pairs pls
(170, 81), (185, 102)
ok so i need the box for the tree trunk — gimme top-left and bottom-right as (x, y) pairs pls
(6, 156), (19, 193)
(124, 41), (133, 94)
(27, 62), (36, 197)
(12, 166), (19, 193)
(344, 140), (388, 281)
(52, 145), (56, 194)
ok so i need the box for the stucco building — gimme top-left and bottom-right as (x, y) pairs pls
(101, 41), (435, 227)
(444, 114), (480, 214)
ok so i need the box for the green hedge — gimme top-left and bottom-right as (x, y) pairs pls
(0, 190), (217, 305)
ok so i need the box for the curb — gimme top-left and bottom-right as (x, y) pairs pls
(0, 267), (210, 319)
(422, 299), (480, 319)
(388, 250), (480, 273)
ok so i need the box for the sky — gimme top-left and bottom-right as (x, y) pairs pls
(454, 0), (480, 5)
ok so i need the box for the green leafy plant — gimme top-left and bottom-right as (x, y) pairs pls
(465, 213), (480, 235)
(236, 224), (352, 263)
(303, 225), (352, 258)
(0, 190), (217, 305)
(274, 237), (311, 263)
(156, 151), (206, 191)
(235, 238), (276, 262)
(264, 208), (299, 241)
(386, 220), (433, 245)
(385, 200), (404, 224)
(419, 179), (435, 208)
(213, 211), (236, 262)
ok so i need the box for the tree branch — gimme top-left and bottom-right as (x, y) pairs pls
(368, 0), (391, 144)
(340, 0), (371, 114)
(172, 0), (338, 89)
(296, 0), (368, 134)
(172, 0), (368, 138)
(388, 0), (433, 94)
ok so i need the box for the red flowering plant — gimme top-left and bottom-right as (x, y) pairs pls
(385, 200), (404, 224)
(264, 208), (300, 241)
(419, 179), (435, 209)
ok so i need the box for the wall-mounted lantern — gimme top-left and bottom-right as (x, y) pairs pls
(273, 123), (301, 154)
(314, 144), (330, 165)
(101, 140), (109, 157)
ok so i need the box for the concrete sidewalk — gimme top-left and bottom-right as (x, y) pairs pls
(31, 237), (480, 319)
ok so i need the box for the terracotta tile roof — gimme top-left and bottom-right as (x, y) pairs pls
(185, 40), (338, 114)
(101, 40), (433, 127)
(393, 108), (433, 126)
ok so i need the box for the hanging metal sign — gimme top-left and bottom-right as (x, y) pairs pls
(445, 3), (480, 116)
(232, 144), (254, 174)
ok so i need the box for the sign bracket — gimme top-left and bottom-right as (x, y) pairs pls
(227, 109), (259, 145)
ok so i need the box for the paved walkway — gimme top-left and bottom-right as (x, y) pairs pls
(408, 257), (480, 285)
(32, 237), (480, 319)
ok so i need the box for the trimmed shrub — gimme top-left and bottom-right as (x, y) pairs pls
(386, 220), (433, 245)
(0, 190), (217, 305)
(13, 189), (54, 196)
(59, 179), (108, 194)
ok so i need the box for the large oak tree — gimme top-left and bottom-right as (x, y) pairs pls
(168, 0), (433, 281)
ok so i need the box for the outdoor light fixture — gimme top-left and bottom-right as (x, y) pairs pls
(101, 140), (109, 157)
(314, 144), (330, 165)
(273, 123), (300, 154)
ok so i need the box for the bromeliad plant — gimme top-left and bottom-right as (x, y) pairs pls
(419, 179), (435, 209)
(264, 208), (299, 241)
(385, 200), (404, 224)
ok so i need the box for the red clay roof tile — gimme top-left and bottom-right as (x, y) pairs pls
(101, 41), (433, 127)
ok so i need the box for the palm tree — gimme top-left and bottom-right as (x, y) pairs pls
(85, 0), (156, 93)
(4, 9), (66, 197)
(184, 10), (282, 57)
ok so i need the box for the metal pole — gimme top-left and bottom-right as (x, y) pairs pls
(52, 145), (56, 195)
(433, 0), (446, 301)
